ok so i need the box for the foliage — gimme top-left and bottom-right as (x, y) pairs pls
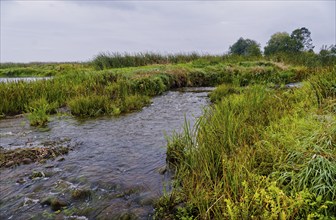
(25, 98), (58, 126)
(27, 107), (49, 127)
(264, 27), (314, 56)
(264, 32), (295, 55)
(229, 37), (262, 57)
(291, 27), (314, 52)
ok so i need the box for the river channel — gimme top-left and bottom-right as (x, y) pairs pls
(0, 88), (211, 219)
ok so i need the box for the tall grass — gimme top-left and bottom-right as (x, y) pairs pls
(0, 60), (306, 119)
(159, 70), (336, 219)
(92, 52), (200, 70)
(266, 51), (336, 68)
(91, 52), (266, 70)
(0, 60), (326, 128)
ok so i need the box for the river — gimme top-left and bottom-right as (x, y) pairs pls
(0, 77), (52, 83)
(0, 88), (211, 219)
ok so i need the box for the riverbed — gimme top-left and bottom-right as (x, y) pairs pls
(0, 88), (211, 219)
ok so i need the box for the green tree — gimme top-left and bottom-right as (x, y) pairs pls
(264, 32), (295, 55)
(264, 27), (315, 56)
(291, 27), (314, 52)
(229, 37), (262, 56)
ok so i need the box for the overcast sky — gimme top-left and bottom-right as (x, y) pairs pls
(1, 0), (335, 63)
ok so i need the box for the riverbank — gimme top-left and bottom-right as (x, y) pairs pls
(1, 59), (311, 124)
(157, 69), (335, 219)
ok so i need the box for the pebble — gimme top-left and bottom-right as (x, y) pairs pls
(157, 165), (167, 175)
(22, 158), (33, 164)
(57, 157), (65, 162)
(16, 178), (26, 184)
(5, 161), (15, 168)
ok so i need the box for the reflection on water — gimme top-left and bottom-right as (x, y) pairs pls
(0, 89), (211, 219)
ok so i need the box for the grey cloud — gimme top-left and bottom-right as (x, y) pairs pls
(73, 0), (137, 11)
(0, 0), (335, 62)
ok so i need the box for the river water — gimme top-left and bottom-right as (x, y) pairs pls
(0, 77), (52, 83)
(0, 88), (211, 219)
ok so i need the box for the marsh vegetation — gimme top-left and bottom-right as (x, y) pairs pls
(0, 28), (335, 219)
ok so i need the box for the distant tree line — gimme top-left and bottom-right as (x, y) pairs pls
(229, 27), (335, 60)
(92, 27), (335, 70)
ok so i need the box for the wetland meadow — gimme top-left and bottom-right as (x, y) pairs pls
(0, 50), (335, 219)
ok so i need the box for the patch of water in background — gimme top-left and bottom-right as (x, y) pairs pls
(0, 89), (212, 219)
(0, 77), (52, 83)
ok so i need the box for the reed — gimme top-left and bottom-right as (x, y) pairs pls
(92, 52), (201, 70)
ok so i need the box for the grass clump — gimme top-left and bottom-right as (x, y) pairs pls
(209, 84), (242, 103)
(26, 98), (58, 126)
(122, 94), (151, 113)
(68, 95), (110, 117)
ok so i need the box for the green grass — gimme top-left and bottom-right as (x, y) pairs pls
(0, 60), (311, 123)
(159, 70), (336, 219)
(92, 52), (203, 70)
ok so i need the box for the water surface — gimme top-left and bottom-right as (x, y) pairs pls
(0, 89), (211, 219)
(0, 77), (52, 83)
